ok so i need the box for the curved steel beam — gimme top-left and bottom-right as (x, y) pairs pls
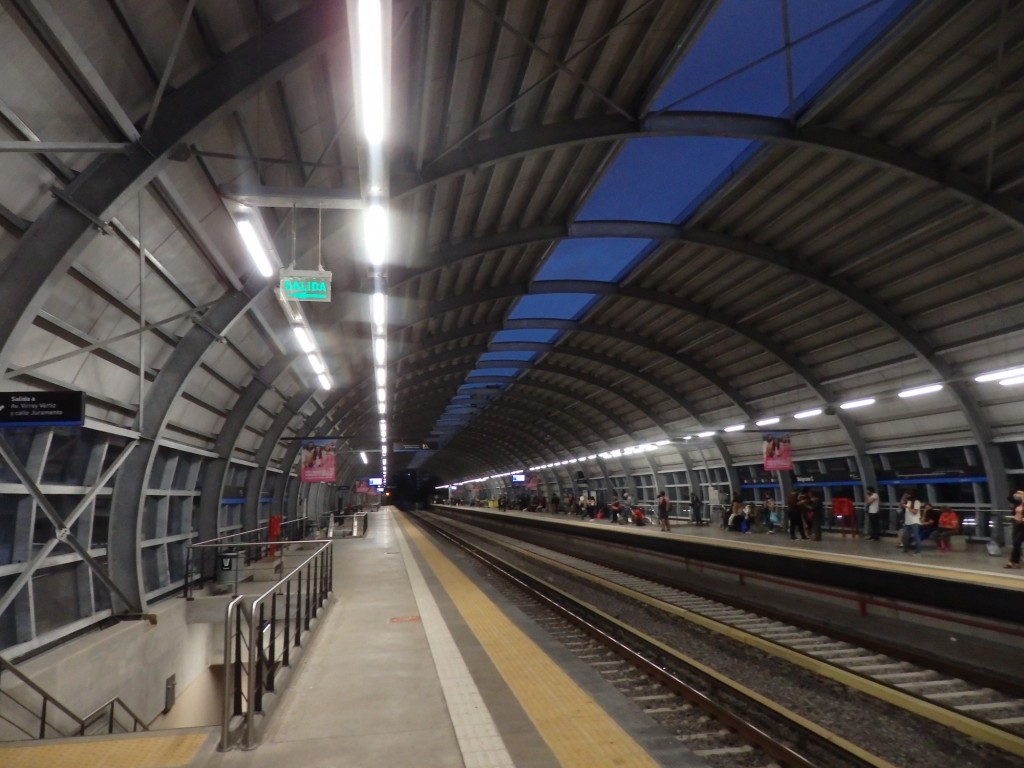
(395, 111), (1024, 235)
(198, 354), (299, 544)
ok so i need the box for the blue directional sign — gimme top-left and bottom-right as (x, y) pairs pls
(0, 390), (84, 428)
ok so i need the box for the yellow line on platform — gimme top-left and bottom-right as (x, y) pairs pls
(0, 732), (208, 768)
(398, 512), (659, 768)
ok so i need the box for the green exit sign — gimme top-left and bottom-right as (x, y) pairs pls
(279, 269), (332, 302)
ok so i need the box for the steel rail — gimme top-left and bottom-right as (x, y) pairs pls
(416, 513), (886, 768)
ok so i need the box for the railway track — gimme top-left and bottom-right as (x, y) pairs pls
(415, 511), (1024, 768)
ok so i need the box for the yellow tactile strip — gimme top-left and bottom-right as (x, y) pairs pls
(398, 512), (659, 768)
(0, 732), (208, 768)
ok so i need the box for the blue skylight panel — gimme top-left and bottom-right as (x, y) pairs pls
(508, 293), (596, 321)
(575, 137), (753, 223)
(534, 238), (654, 282)
(458, 382), (506, 390)
(467, 368), (520, 378)
(491, 329), (560, 344)
(480, 351), (536, 362)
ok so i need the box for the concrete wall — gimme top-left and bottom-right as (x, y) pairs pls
(3, 597), (213, 739)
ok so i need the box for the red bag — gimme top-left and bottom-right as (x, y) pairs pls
(938, 510), (959, 530)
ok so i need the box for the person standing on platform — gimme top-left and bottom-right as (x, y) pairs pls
(864, 486), (881, 540)
(808, 490), (824, 541)
(657, 491), (671, 532)
(788, 490), (808, 540)
(690, 491), (703, 526)
(1006, 490), (1024, 569)
(902, 492), (922, 554)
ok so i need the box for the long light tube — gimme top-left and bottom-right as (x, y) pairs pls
(317, 373), (331, 390)
(365, 204), (388, 267)
(975, 366), (1024, 382)
(293, 325), (315, 353)
(898, 383), (943, 398)
(307, 354), (325, 375)
(372, 292), (386, 329)
(840, 397), (875, 410)
(358, 0), (385, 144)
(1000, 375), (1024, 386)
(359, 451), (368, 464)
(794, 408), (823, 419)
(374, 336), (387, 365)
(375, 366), (386, 387)
(378, 401), (386, 414)
(755, 417), (780, 426)
(377, 387), (386, 403)
(724, 424), (745, 432)
(237, 219), (273, 277)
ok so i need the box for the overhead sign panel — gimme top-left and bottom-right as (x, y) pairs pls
(279, 269), (332, 302)
(0, 390), (84, 428)
(392, 441), (438, 452)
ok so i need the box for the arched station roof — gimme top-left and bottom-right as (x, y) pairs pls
(0, 0), (1022, 508)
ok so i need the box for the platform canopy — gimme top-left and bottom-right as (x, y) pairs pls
(0, 0), (1021, 499)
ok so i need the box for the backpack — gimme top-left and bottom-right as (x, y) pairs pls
(937, 510), (958, 530)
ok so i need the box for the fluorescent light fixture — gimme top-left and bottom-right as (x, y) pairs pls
(975, 366), (1024, 382)
(724, 424), (745, 432)
(360, 451), (368, 464)
(307, 354), (325, 374)
(293, 325), (315, 353)
(378, 401), (386, 414)
(317, 373), (331, 390)
(364, 204), (388, 266)
(372, 292), (386, 328)
(794, 408), (822, 419)
(377, 387), (386, 403)
(840, 397), (875, 410)
(697, 431), (715, 437)
(1000, 375), (1024, 386)
(587, 454), (597, 460)
(755, 417), (780, 426)
(381, 445), (387, 456)
(684, 435), (693, 440)
(376, 366), (386, 387)
(898, 383), (943, 398)
(374, 336), (386, 364)
(358, 0), (385, 144)
(236, 219), (273, 277)
(655, 439), (670, 446)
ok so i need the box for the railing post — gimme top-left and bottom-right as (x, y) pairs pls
(268, 592), (277, 692)
(233, 609), (243, 716)
(283, 579), (292, 665)
(254, 604), (265, 714)
(294, 569), (303, 648)
(311, 555), (319, 618)
(108, 702), (115, 733)
(304, 561), (312, 631)
(40, 697), (48, 739)
(243, 607), (259, 750)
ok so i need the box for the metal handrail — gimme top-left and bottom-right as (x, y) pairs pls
(78, 696), (149, 735)
(184, 518), (313, 599)
(221, 538), (333, 751)
(0, 655), (148, 740)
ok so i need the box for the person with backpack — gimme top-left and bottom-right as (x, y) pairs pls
(657, 491), (671, 532)
(864, 486), (881, 540)
(935, 507), (959, 552)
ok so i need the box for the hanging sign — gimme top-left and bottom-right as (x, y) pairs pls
(300, 439), (337, 483)
(279, 269), (332, 302)
(0, 390), (84, 428)
(761, 431), (793, 471)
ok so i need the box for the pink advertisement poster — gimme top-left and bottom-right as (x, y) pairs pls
(300, 439), (336, 483)
(762, 431), (792, 471)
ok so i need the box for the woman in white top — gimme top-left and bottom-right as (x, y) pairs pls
(865, 486), (880, 541)
(902, 492), (922, 554)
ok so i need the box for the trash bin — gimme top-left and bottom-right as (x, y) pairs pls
(216, 548), (240, 585)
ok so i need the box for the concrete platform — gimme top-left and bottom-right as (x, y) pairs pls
(196, 506), (694, 768)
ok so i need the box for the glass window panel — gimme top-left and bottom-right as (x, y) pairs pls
(0, 429), (37, 483)
(92, 496), (110, 549)
(42, 430), (96, 485)
(33, 563), (86, 635)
